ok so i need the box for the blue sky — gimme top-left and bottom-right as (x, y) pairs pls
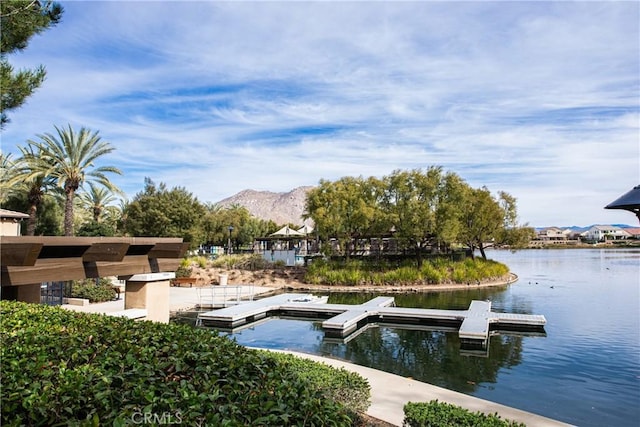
(1, 1), (638, 227)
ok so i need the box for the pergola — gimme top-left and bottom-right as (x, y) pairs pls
(1, 236), (189, 322)
(605, 185), (640, 223)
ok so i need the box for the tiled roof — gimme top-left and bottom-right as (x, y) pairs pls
(0, 209), (29, 219)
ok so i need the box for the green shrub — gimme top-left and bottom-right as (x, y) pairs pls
(193, 255), (208, 268)
(209, 254), (272, 269)
(381, 266), (422, 285)
(403, 400), (526, 427)
(258, 351), (371, 415)
(174, 265), (192, 278)
(67, 278), (115, 302)
(305, 257), (510, 286)
(420, 263), (444, 284)
(1, 301), (354, 426)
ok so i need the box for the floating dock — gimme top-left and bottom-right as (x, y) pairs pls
(197, 293), (546, 347)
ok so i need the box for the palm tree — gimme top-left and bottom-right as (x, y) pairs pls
(0, 152), (20, 204)
(80, 182), (118, 222)
(17, 144), (58, 235)
(30, 125), (122, 236)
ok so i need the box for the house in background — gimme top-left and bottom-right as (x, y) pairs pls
(0, 209), (29, 236)
(622, 227), (640, 239)
(581, 225), (631, 242)
(536, 227), (567, 243)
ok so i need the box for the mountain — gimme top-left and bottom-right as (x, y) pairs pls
(215, 186), (314, 226)
(535, 224), (634, 232)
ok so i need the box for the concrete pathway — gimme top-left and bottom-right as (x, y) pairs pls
(61, 284), (277, 314)
(276, 350), (573, 427)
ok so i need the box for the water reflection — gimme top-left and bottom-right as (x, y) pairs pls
(321, 327), (525, 394)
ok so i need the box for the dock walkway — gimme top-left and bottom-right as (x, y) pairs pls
(198, 293), (546, 345)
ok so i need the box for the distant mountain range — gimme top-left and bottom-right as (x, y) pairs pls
(536, 224), (635, 232)
(215, 187), (636, 230)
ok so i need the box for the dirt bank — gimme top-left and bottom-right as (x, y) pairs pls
(187, 266), (517, 293)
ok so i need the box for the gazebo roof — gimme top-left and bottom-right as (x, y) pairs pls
(270, 225), (304, 237)
(605, 185), (640, 221)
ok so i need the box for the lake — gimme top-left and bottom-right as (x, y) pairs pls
(181, 249), (640, 426)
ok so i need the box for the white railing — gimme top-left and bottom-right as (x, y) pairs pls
(196, 284), (256, 308)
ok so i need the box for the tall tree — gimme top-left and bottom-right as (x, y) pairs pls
(1, 0), (63, 128)
(433, 171), (469, 252)
(79, 182), (118, 222)
(123, 178), (206, 246)
(200, 204), (277, 251)
(495, 191), (536, 249)
(0, 153), (20, 203)
(16, 143), (57, 235)
(458, 187), (510, 260)
(305, 176), (384, 260)
(383, 168), (443, 266)
(2, 191), (62, 235)
(29, 125), (121, 236)
(75, 182), (122, 236)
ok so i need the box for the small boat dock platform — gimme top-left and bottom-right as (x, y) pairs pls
(197, 293), (546, 346)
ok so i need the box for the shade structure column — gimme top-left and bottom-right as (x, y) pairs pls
(124, 272), (175, 323)
(1, 283), (42, 303)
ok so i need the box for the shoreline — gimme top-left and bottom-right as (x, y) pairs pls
(271, 349), (572, 427)
(190, 265), (519, 294)
(279, 272), (518, 293)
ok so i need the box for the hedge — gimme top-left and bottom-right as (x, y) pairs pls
(66, 278), (116, 303)
(258, 351), (371, 415)
(1, 301), (362, 426)
(403, 400), (526, 427)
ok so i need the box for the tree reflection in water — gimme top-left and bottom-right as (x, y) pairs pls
(309, 291), (526, 393)
(315, 325), (523, 393)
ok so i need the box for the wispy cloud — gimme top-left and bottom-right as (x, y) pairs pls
(2, 1), (638, 226)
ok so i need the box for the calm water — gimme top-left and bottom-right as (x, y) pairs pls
(180, 249), (640, 426)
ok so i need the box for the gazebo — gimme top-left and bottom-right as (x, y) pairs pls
(605, 185), (640, 223)
(253, 225), (316, 266)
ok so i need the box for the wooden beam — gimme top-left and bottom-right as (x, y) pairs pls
(82, 243), (130, 262)
(1, 236), (184, 247)
(148, 242), (190, 259)
(155, 258), (182, 272)
(2, 258), (86, 286)
(0, 243), (42, 266)
(83, 255), (159, 278)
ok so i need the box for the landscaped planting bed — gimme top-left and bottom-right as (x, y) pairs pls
(1, 301), (368, 426)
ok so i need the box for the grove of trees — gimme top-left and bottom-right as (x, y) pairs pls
(2, 125), (122, 236)
(3, 140), (534, 258)
(304, 167), (534, 260)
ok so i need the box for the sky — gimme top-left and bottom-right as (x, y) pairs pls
(1, 0), (639, 227)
